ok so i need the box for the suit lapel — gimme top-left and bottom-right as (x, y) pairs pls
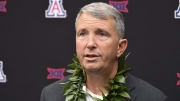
(126, 73), (137, 101)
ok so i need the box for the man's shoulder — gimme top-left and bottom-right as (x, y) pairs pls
(127, 74), (167, 101)
(40, 75), (71, 101)
(45, 75), (71, 90)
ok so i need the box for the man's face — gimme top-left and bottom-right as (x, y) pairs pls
(76, 13), (121, 72)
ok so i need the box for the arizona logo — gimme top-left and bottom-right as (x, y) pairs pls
(0, 0), (7, 13)
(175, 0), (180, 19)
(0, 61), (7, 83)
(109, 0), (128, 13)
(45, 0), (67, 18)
(47, 67), (65, 80)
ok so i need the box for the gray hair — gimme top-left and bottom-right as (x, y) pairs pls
(75, 2), (125, 39)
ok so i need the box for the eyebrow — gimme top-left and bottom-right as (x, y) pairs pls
(76, 28), (111, 36)
(76, 28), (86, 33)
(96, 28), (110, 36)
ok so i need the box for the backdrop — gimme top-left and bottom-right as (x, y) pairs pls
(0, 0), (180, 101)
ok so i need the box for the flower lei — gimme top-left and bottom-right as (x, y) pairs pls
(62, 54), (131, 101)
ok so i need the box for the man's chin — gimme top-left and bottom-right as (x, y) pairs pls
(83, 65), (101, 73)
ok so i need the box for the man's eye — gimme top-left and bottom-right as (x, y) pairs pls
(100, 33), (105, 36)
(99, 32), (106, 37)
(79, 32), (86, 36)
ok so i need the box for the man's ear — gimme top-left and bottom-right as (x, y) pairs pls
(117, 39), (128, 58)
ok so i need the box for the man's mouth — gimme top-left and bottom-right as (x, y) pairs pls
(84, 54), (99, 61)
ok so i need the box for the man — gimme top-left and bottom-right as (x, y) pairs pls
(40, 2), (167, 101)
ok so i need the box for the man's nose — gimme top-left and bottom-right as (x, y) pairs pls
(86, 34), (97, 50)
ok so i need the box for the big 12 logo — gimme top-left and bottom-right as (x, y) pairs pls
(0, 61), (6, 83)
(177, 73), (180, 85)
(0, 0), (7, 12)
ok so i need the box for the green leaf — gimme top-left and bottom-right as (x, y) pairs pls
(72, 55), (79, 64)
(69, 91), (77, 95)
(77, 96), (86, 101)
(80, 90), (87, 94)
(115, 75), (126, 84)
(68, 63), (77, 69)
(66, 69), (75, 73)
(65, 95), (74, 101)
(63, 82), (71, 92)
(125, 52), (131, 61)
(69, 76), (80, 82)
(119, 91), (131, 99)
(83, 72), (87, 82)
(118, 54), (126, 68)
(94, 98), (102, 101)
(112, 97), (125, 101)
(70, 84), (78, 89)
(72, 68), (81, 76)
(117, 68), (131, 75)
(104, 86), (110, 91)
(112, 85), (120, 90)
(118, 85), (127, 91)
(109, 79), (114, 84)
(111, 91), (117, 96)
(64, 89), (73, 95)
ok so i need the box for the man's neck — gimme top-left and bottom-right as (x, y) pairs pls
(85, 62), (118, 96)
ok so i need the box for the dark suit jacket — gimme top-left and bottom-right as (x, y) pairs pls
(40, 74), (167, 101)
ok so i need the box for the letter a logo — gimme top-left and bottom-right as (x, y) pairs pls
(0, 61), (6, 83)
(45, 0), (67, 18)
(175, 0), (180, 19)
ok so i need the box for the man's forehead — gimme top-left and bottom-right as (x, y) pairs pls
(76, 13), (116, 29)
